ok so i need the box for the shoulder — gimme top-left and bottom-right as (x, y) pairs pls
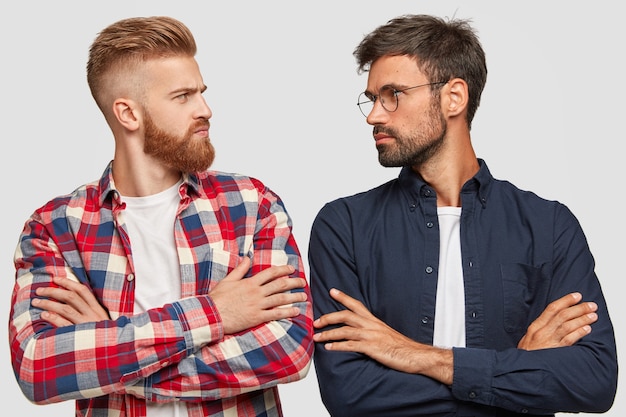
(489, 177), (578, 227)
(195, 170), (261, 189)
(33, 180), (101, 223)
(313, 178), (400, 225)
(192, 170), (287, 210)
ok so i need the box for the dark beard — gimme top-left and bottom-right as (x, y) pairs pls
(376, 103), (446, 167)
(377, 128), (445, 167)
(143, 113), (215, 173)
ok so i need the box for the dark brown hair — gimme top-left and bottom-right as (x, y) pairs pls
(354, 14), (487, 127)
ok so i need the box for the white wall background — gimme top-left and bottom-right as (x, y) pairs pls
(1, 1), (623, 416)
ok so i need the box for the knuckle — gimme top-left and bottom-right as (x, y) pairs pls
(60, 304), (75, 316)
(277, 278), (290, 291)
(64, 291), (77, 303)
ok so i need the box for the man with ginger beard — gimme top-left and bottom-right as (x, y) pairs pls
(9, 16), (313, 417)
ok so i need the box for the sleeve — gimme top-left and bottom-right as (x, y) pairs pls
(451, 203), (618, 414)
(9, 184), (313, 405)
(136, 182), (314, 402)
(310, 200), (618, 416)
(9, 215), (225, 404)
(309, 202), (456, 417)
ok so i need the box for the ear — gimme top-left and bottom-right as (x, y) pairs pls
(112, 98), (141, 132)
(443, 78), (468, 118)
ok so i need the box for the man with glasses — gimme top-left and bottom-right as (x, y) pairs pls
(310, 14), (617, 416)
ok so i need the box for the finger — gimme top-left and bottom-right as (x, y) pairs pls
(555, 309), (598, 339)
(40, 310), (73, 328)
(262, 276), (306, 298)
(52, 277), (109, 317)
(550, 292), (583, 313)
(35, 284), (109, 322)
(314, 309), (363, 330)
(261, 305), (303, 322)
(52, 276), (91, 292)
(251, 264), (297, 286)
(560, 323), (593, 346)
(314, 325), (358, 343)
(320, 339), (366, 354)
(37, 285), (95, 318)
(53, 276), (97, 301)
(221, 257), (251, 282)
(558, 301), (598, 325)
(328, 288), (374, 318)
(264, 284), (308, 304)
(542, 301), (597, 339)
(36, 286), (87, 309)
(32, 297), (79, 322)
(531, 292), (582, 328)
(261, 289), (307, 310)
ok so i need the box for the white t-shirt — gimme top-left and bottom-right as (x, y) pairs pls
(121, 179), (184, 417)
(432, 206), (466, 348)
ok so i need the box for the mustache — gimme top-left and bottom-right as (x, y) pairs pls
(373, 125), (396, 136)
(191, 119), (210, 130)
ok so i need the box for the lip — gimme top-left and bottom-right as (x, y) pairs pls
(374, 133), (394, 145)
(194, 126), (209, 138)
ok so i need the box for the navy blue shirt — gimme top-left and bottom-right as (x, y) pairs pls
(309, 159), (617, 417)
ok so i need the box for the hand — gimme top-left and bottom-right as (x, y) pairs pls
(518, 292), (598, 350)
(210, 257), (308, 335)
(313, 288), (453, 384)
(32, 276), (110, 327)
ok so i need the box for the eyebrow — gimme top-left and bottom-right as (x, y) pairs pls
(364, 83), (399, 95)
(170, 84), (207, 96)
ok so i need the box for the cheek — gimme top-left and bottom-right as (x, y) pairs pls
(156, 115), (186, 136)
(396, 112), (422, 132)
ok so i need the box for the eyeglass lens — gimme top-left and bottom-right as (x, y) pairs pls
(357, 86), (399, 117)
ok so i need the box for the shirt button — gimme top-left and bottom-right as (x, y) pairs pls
(425, 266), (433, 274)
(468, 391), (476, 399)
(127, 273), (135, 282)
(423, 189), (432, 197)
(421, 316), (429, 324)
(426, 221), (434, 228)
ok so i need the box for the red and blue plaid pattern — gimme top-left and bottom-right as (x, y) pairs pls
(10, 162), (313, 416)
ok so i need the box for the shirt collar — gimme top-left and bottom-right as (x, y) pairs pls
(398, 158), (493, 208)
(97, 161), (202, 208)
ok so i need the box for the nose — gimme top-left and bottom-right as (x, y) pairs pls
(197, 95), (212, 120)
(365, 100), (388, 125)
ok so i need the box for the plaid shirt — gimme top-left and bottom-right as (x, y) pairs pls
(10, 162), (313, 417)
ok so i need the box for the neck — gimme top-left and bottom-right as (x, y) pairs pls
(413, 133), (479, 207)
(112, 147), (181, 197)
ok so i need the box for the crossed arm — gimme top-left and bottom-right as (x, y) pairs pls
(313, 288), (598, 385)
(34, 257), (306, 334)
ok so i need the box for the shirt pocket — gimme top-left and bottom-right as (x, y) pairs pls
(500, 262), (550, 334)
(196, 246), (245, 294)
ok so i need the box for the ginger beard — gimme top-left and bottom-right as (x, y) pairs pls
(376, 97), (447, 168)
(143, 111), (215, 173)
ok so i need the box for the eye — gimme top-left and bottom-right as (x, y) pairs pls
(175, 92), (190, 102)
(377, 86), (395, 103)
(364, 92), (376, 102)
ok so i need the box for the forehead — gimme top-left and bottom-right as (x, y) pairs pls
(367, 55), (425, 88)
(142, 55), (203, 93)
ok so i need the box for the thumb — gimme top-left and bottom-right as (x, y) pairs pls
(221, 256), (251, 282)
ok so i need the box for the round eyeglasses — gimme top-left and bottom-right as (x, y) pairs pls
(357, 81), (447, 117)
